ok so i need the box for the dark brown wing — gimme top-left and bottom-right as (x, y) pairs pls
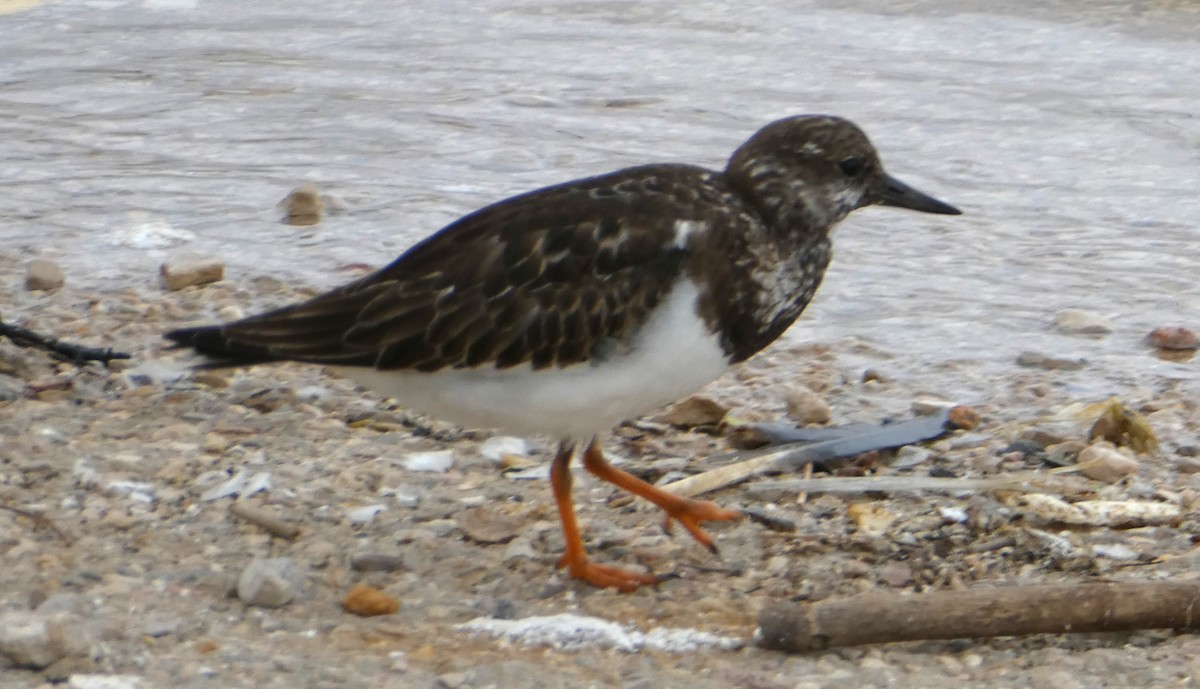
(166, 164), (722, 372)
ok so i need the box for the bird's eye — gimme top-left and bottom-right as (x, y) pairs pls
(838, 156), (866, 177)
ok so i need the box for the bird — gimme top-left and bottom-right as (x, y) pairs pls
(166, 114), (961, 592)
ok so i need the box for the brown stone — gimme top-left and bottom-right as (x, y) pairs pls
(160, 254), (225, 290)
(342, 584), (400, 617)
(24, 259), (64, 291)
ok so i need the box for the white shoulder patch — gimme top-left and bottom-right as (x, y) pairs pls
(672, 220), (704, 249)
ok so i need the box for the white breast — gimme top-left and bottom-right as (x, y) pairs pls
(330, 279), (731, 440)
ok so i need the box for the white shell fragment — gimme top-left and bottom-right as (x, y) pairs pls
(401, 450), (455, 473)
(479, 436), (531, 462)
(200, 470), (272, 501)
(1007, 493), (1179, 527)
(457, 613), (743, 653)
(345, 504), (386, 525)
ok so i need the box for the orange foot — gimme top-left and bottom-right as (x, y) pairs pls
(659, 499), (743, 554)
(555, 553), (667, 593)
(581, 440), (743, 553)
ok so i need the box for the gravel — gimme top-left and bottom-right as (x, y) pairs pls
(2, 273), (1200, 687)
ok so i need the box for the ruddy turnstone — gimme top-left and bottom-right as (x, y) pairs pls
(166, 114), (961, 591)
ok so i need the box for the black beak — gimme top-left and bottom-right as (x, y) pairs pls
(880, 175), (962, 215)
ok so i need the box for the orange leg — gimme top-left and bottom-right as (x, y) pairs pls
(581, 438), (742, 553)
(549, 440), (662, 592)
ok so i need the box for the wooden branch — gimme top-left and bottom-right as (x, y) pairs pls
(757, 581), (1200, 652)
(230, 502), (302, 539)
(0, 319), (130, 366)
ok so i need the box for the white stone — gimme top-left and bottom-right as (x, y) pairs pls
(345, 504), (386, 525)
(402, 450), (455, 473)
(237, 558), (303, 608)
(0, 611), (90, 669)
(479, 436), (531, 462)
(1054, 308), (1113, 335)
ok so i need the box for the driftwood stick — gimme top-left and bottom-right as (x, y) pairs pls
(230, 502), (302, 539)
(757, 581), (1200, 652)
(0, 319), (130, 365)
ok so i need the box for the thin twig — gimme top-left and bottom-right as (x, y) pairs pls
(0, 319), (130, 366)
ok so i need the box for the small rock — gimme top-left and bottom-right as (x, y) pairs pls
(1016, 351), (1086, 371)
(861, 368), (890, 384)
(480, 436), (531, 462)
(847, 503), (898, 536)
(878, 562), (913, 588)
(349, 553), (408, 572)
(0, 611), (91, 669)
(1147, 326), (1199, 351)
(1076, 441), (1138, 483)
(502, 537), (536, 563)
(892, 445), (932, 468)
(656, 395), (727, 427)
(345, 504), (386, 525)
(1177, 457), (1200, 474)
(948, 405), (981, 430)
(67, 676), (144, 689)
(456, 505), (524, 544)
(393, 489), (420, 509)
(142, 615), (183, 638)
(237, 558), (303, 608)
(784, 385), (832, 425)
(1092, 543), (1139, 561)
(342, 583), (399, 617)
(280, 182), (324, 226)
(1054, 308), (1113, 335)
(911, 396), (955, 415)
(160, 254), (225, 291)
(938, 506), (968, 523)
(25, 259), (65, 291)
(402, 450), (454, 473)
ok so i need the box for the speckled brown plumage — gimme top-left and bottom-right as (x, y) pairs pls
(166, 114), (961, 592)
(167, 116), (957, 373)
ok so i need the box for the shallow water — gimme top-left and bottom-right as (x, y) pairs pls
(2, 0), (1197, 401)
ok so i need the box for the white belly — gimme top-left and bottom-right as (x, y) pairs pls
(330, 280), (730, 439)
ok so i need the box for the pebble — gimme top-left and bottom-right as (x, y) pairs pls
(160, 253), (225, 291)
(502, 537), (536, 563)
(1147, 326), (1199, 351)
(939, 506), (969, 524)
(847, 503), (898, 536)
(345, 504), (386, 525)
(479, 436), (531, 462)
(1054, 308), (1113, 335)
(200, 470), (272, 501)
(349, 552), (408, 572)
(1092, 543), (1139, 560)
(456, 505), (524, 544)
(67, 676), (144, 689)
(280, 182), (324, 226)
(393, 488), (421, 509)
(892, 445), (932, 468)
(342, 583), (400, 617)
(655, 395), (727, 427)
(861, 368), (890, 384)
(1016, 351), (1086, 371)
(1076, 441), (1138, 483)
(784, 385), (832, 425)
(236, 558), (304, 608)
(25, 258), (65, 291)
(0, 611), (91, 669)
(402, 450), (455, 473)
(142, 615), (184, 638)
(911, 396), (955, 415)
(879, 562), (913, 587)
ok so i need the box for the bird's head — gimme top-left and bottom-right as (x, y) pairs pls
(726, 115), (961, 231)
